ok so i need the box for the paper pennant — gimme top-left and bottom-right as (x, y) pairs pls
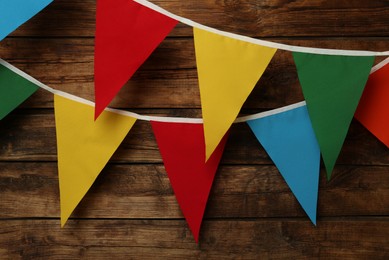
(355, 60), (389, 148)
(0, 63), (39, 120)
(151, 121), (228, 243)
(54, 95), (136, 227)
(94, 0), (178, 119)
(0, 0), (53, 41)
(247, 105), (320, 224)
(293, 53), (375, 179)
(193, 28), (277, 161)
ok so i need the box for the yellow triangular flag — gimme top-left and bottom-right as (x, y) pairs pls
(54, 94), (137, 227)
(194, 28), (277, 160)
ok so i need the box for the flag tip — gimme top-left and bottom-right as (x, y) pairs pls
(60, 218), (67, 228)
(94, 106), (103, 121)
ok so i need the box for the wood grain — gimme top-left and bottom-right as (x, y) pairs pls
(0, 113), (388, 165)
(9, 0), (389, 38)
(0, 38), (388, 109)
(0, 0), (388, 258)
(0, 219), (388, 259)
(0, 163), (388, 219)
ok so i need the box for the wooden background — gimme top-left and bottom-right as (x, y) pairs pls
(0, 0), (388, 258)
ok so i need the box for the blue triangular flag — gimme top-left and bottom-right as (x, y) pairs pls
(0, 0), (53, 41)
(247, 104), (320, 224)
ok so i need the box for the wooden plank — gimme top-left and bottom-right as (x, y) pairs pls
(0, 163), (388, 219)
(0, 38), (388, 109)
(8, 0), (389, 37)
(0, 219), (388, 259)
(0, 113), (388, 165)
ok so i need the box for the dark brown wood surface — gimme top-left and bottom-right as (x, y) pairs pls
(0, 0), (388, 258)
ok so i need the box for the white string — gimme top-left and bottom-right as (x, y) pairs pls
(2, 0), (386, 123)
(1, 53), (387, 124)
(134, 0), (389, 57)
(235, 101), (306, 123)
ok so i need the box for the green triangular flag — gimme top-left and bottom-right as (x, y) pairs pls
(292, 53), (374, 179)
(0, 62), (39, 120)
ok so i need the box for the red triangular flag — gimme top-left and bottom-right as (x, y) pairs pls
(355, 59), (389, 148)
(151, 121), (228, 243)
(94, 0), (178, 119)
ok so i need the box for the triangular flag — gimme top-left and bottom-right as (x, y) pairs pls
(94, 0), (178, 119)
(247, 104), (321, 224)
(151, 121), (228, 243)
(293, 53), (374, 179)
(0, 62), (39, 120)
(0, 0), (53, 41)
(54, 94), (137, 227)
(193, 28), (277, 161)
(355, 59), (389, 148)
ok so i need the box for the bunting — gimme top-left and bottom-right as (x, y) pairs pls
(151, 121), (228, 242)
(247, 104), (320, 224)
(0, 63), (39, 120)
(54, 94), (137, 227)
(355, 59), (389, 148)
(293, 53), (375, 179)
(1, 0), (389, 243)
(194, 27), (277, 160)
(0, 0), (53, 41)
(94, 0), (178, 119)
